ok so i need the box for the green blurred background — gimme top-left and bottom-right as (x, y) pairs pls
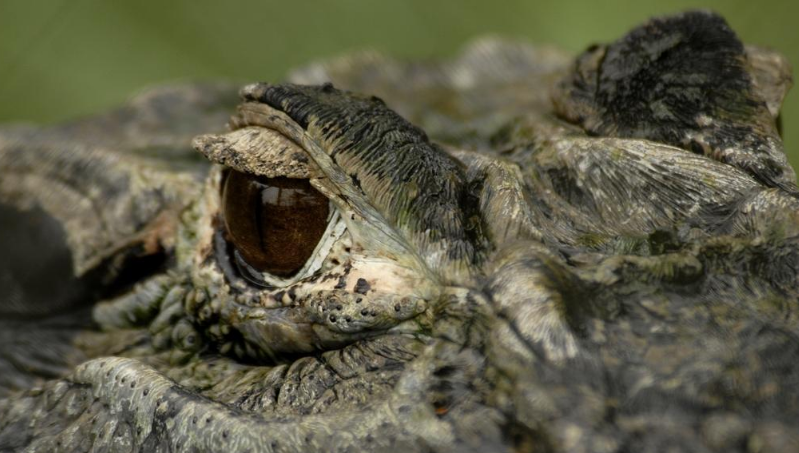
(1, 0), (797, 166)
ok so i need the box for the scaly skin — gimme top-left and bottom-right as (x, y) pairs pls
(1, 11), (799, 453)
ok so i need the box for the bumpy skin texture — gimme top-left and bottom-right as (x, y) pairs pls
(1, 10), (799, 453)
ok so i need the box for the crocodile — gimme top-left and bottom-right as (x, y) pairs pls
(1, 10), (798, 453)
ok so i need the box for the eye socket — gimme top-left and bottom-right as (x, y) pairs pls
(221, 170), (330, 279)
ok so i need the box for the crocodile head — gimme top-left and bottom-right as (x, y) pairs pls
(2, 11), (799, 453)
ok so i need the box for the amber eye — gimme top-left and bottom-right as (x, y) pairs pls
(221, 170), (330, 278)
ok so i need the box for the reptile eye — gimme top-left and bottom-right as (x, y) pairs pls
(221, 170), (330, 278)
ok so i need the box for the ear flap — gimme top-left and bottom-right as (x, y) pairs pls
(0, 83), (236, 317)
(0, 137), (187, 316)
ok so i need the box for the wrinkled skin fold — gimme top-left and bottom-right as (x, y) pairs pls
(2, 10), (799, 453)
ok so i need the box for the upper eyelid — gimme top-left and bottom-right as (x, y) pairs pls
(193, 126), (321, 180)
(244, 83), (486, 281)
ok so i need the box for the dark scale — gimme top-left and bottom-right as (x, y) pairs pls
(222, 170), (329, 277)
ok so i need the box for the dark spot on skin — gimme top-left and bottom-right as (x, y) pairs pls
(287, 286), (297, 301)
(334, 276), (347, 289)
(329, 315), (337, 322)
(465, 292), (477, 306)
(143, 389), (149, 396)
(223, 430), (229, 439)
(356, 297), (362, 304)
(350, 174), (363, 190)
(688, 140), (705, 155)
(336, 305), (343, 311)
(354, 278), (371, 294)
(274, 291), (286, 302)
(394, 304), (401, 312)
(434, 401), (450, 417)
(361, 309), (369, 316)
(345, 316), (352, 323)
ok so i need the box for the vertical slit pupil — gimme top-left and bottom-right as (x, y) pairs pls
(222, 170), (330, 278)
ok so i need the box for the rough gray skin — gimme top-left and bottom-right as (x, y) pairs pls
(1, 10), (799, 453)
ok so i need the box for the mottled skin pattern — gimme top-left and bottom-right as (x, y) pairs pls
(1, 10), (799, 453)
